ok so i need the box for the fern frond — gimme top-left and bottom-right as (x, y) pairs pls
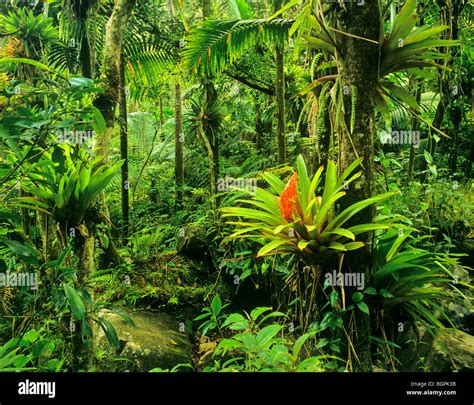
(350, 85), (357, 134)
(183, 18), (293, 76)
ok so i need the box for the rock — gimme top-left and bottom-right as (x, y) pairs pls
(95, 309), (192, 372)
(425, 329), (474, 371)
(452, 264), (470, 283)
(442, 301), (474, 335)
(400, 327), (474, 371)
(176, 225), (209, 259)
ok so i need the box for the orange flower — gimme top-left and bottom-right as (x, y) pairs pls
(278, 173), (298, 221)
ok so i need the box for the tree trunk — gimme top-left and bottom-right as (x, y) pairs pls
(119, 52), (129, 237)
(448, 1), (462, 174)
(79, 31), (92, 79)
(159, 96), (164, 126)
(202, 0), (211, 19)
(339, 1), (381, 372)
(255, 96), (264, 150)
(275, 43), (286, 164)
(93, 0), (136, 160)
(406, 79), (422, 184)
(175, 83), (184, 211)
(202, 0), (220, 209)
(199, 128), (218, 217)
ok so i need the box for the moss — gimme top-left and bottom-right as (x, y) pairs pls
(94, 252), (226, 315)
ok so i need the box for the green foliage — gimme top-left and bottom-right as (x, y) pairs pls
(0, 8), (58, 55)
(222, 155), (396, 263)
(371, 228), (469, 329)
(204, 307), (335, 372)
(0, 330), (63, 372)
(61, 280), (133, 351)
(184, 18), (292, 76)
(20, 145), (122, 227)
(194, 294), (229, 336)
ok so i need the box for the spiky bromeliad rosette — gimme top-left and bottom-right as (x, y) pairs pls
(221, 155), (397, 267)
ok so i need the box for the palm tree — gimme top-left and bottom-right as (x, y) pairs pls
(183, 3), (293, 163)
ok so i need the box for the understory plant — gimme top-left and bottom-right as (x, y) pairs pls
(372, 228), (470, 329)
(221, 155), (397, 326)
(203, 307), (336, 372)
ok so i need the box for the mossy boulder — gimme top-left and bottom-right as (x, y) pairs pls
(95, 309), (192, 372)
(425, 328), (474, 371)
(400, 326), (474, 371)
(95, 253), (219, 312)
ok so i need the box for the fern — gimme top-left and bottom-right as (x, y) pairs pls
(350, 85), (358, 134)
(183, 18), (293, 76)
(310, 52), (323, 81)
(316, 82), (331, 139)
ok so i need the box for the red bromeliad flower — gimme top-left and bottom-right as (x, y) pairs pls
(278, 173), (298, 221)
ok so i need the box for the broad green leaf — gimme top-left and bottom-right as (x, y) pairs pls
(211, 295), (222, 315)
(298, 240), (310, 251)
(97, 318), (120, 350)
(257, 239), (290, 257)
(357, 302), (370, 315)
(63, 284), (86, 320)
(69, 77), (94, 87)
(255, 324), (282, 348)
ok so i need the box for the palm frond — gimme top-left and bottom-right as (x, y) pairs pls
(183, 18), (293, 76)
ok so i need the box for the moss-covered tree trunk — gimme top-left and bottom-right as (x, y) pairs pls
(92, 0), (136, 268)
(202, 0), (220, 211)
(94, 0), (136, 160)
(119, 51), (129, 237)
(174, 82), (184, 211)
(339, 0), (382, 372)
(275, 43), (285, 164)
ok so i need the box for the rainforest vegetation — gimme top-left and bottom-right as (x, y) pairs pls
(0, 0), (472, 373)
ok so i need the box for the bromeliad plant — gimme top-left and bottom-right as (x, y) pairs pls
(221, 155), (397, 328)
(372, 228), (470, 330)
(17, 145), (122, 233)
(222, 155), (397, 267)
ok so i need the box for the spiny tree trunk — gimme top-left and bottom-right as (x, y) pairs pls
(339, 1), (382, 372)
(119, 51), (129, 237)
(175, 83), (184, 211)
